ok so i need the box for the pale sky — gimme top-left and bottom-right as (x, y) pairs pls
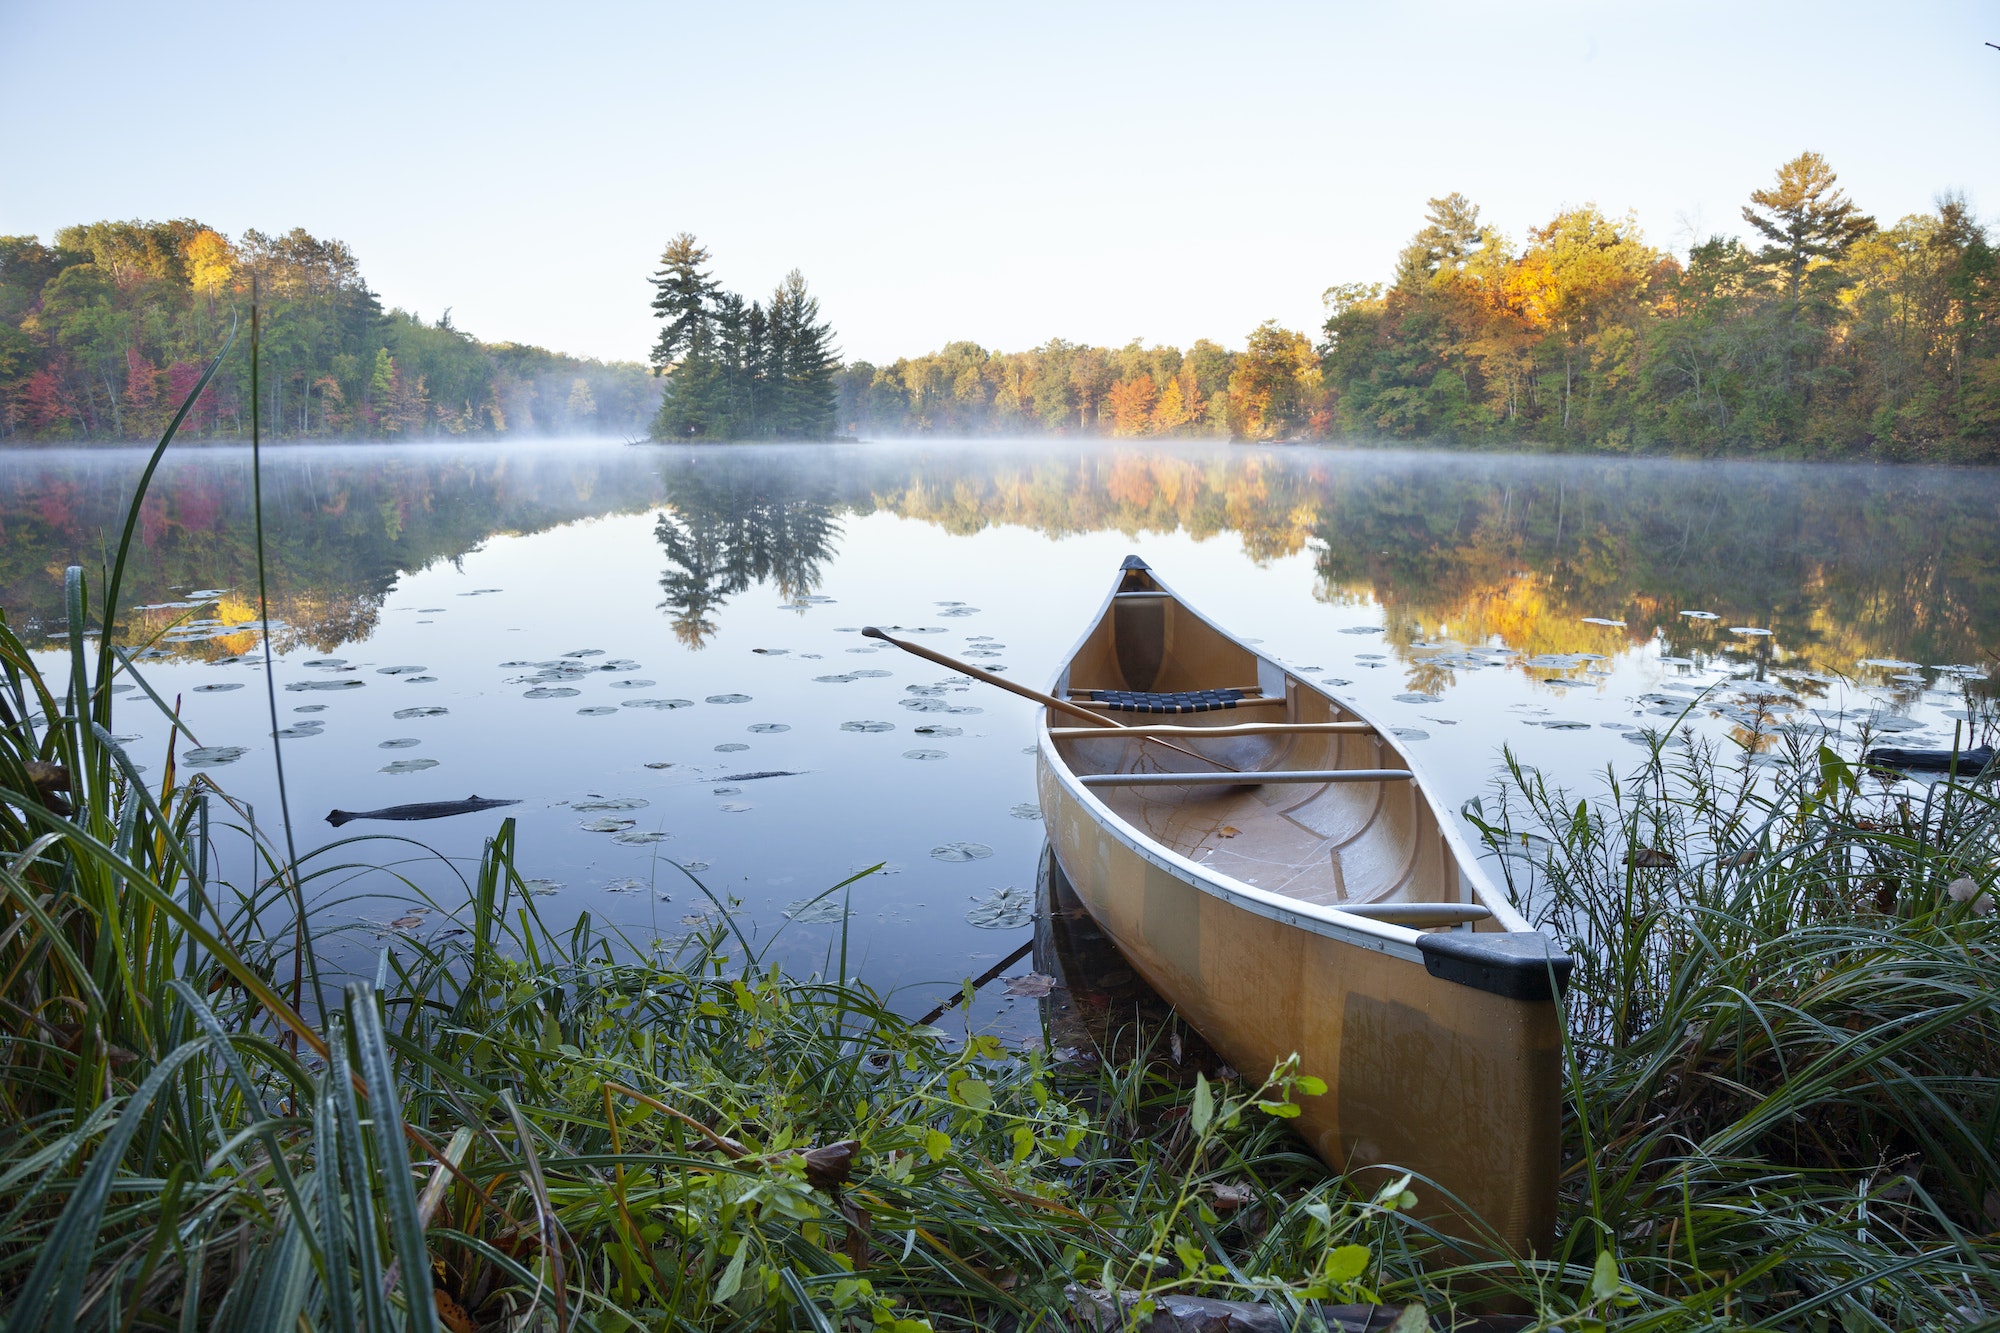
(4, 1), (1997, 365)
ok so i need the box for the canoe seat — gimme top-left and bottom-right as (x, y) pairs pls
(1080, 688), (1248, 714)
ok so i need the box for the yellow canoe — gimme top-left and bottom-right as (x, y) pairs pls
(1035, 555), (1571, 1256)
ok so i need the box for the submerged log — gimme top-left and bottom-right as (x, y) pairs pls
(1864, 744), (1995, 775)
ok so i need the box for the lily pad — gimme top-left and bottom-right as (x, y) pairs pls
(378, 738), (421, 749)
(966, 886), (1032, 928)
(381, 758), (439, 774)
(301, 658), (348, 668)
(751, 647), (789, 655)
(715, 742), (750, 752)
(939, 607), (980, 618)
(902, 749), (949, 761)
(612, 830), (672, 845)
(718, 801), (754, 812)
(522, 878), (562, 895)
(184, 746), (247, 767)
(1679, 611), (1721, 620)
(931, 841), (994, 863)
(575, 796), (648, 812)
(1730, 627), (1773, 637)
(524, 687), (580, 699)
(1580, 617), (1626, 627)
(783, 898), (850, 924)
(1393, 693), (1440, 705)
(851, 669), (893, 678)
(394, 706), (449, 719)
(273, 723), (325, 739)
(286, 679), (363, 692)
(562, 649), (605, 658)
(706, 693), (751, 705)
(1009, 803), (1044, 821)
(747, 722), (790, 733)
(814, 674), (860, 684)
(621, 698), (693, 710)
(1390, 728), (1430, 742)
(840, 720), (894, 733)
(377, 665), (427, 675)
(914, 725), (961, 737)
(609, 679), (656, 689)
(577, 706), (617, 716)
(294, 704), (328, 713)
(194, 682), (244, 693)
(580, 817), (637, 832)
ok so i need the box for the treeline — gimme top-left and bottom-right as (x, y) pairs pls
(844, 154), (2000, 460)
(647, 235), (840, 441)
(0, 220), (659, 442)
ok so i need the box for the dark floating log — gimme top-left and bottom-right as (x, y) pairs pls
(1864, 745), (1995, 775)
(326, 796), (521, 826)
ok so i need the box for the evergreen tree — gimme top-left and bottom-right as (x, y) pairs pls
(769, 270), (839, 438)
(648, 234), (719, 371)
(1742, 152), (1876, 307)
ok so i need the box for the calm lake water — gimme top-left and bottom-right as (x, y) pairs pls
(8, 440), (1996, 1027)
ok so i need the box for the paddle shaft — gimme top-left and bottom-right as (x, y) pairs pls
(859, 627), (1241, 772)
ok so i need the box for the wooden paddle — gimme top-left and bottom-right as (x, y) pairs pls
(859, 626), (1241, 772)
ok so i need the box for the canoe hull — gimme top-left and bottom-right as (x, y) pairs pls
(1038, 752), (1563, 1256)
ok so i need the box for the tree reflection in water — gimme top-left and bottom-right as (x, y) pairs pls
(654, 467), (841, 647)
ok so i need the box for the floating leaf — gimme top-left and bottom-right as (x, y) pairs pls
(613, 830), (671, 845)
(576, 706), (616, 716)
(840, 720), (894, 733)
(706, 693), (751, 704)
(915, 724), (962, 737)
(1009, 803), (1043, 821)
(378, 738), (421, 749)
(394, 706), (448, 719)
(524, 686), (580, 699)
(272, 722), (325, 739)
(714, 742), (750, 752)
(301, 657), (347, 668)
(294, 704), (328, 714)
(851, 668), (892, 678)
(380, 758), (439, 774)
(574, 797), (648, 811)
(1393, 693), (1440, 705)
(718, 801), (754, 812)
(562, 648), (605, 658)
(376, 665), (427, 675)
(814, 674), (860, 684)
(747, 722), (790, 733)
(931, 841), (994, 863)
(609, 679), (657, 689)
(621, 698), (693, 710)
(1679, 610), (1720, 620)
(285, 678), (363, 692)
(966, 886), (1032, 928)
(784, 898), (849, 923)
(194, 682), (243, 693)
(751, 647), (789, 655)
(1580, 617), (1626, 627)
(1391, 728), (1430, 741)
(580, 817), (637, 832)
(1002, 972), (1057, 997)
(183, 746), (247, 767)
(902, 748), (949, 761)
(1730, 627), (1773, 637)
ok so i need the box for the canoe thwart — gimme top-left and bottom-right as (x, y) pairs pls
(1077, 687), (1253, 714)
(1079, 769), (1413, 787)
(1335, 902), (1493, 926)
(1068, 696), (1287, 712)
(1050, 721), (1375, 738)
(1417, 930), (1575, 1001)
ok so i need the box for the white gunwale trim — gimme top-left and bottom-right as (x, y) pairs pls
(1044, 562), (1536, 943)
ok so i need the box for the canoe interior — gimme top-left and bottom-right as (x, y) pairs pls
(1054, 562), (1486, 922)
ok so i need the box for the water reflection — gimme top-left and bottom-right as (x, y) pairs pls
(654, 465), (840, 647)
(2, 441), (1996, 685)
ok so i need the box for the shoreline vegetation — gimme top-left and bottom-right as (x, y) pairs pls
(0, 346), (1995, 1331)
(9, 153), (1997, 461)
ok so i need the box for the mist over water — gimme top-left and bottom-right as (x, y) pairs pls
(8, 437), (1995, 1027)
